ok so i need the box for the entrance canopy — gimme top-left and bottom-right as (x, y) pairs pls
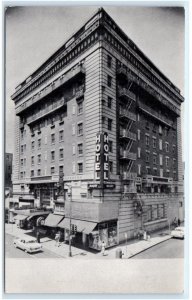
(44, 214), (64, 227)
(59, 218), (97, 234)
(14, 215), (28, 221)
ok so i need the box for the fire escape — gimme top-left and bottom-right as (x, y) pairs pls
(117, 65), (137, 193)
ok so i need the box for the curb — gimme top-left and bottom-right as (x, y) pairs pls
(126, 236), (172, 259)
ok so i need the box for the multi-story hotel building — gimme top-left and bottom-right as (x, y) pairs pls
(11, 8), (184, 250)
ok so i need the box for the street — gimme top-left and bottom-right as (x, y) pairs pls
(5, 234), (63, 258)
(131, 238), (184, 259)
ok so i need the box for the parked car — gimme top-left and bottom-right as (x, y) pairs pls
(13, 236), (43, 253)
(170, 226), (184, 239)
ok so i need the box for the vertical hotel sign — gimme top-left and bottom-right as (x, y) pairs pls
(95, 132), (109, 183)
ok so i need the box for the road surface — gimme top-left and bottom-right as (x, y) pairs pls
(5, 234), (63, 258)
(131, 238), (184, 259)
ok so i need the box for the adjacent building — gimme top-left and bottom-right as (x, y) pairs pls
(11, 8), (184, 250)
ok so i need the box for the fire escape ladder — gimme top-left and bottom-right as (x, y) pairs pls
(126, 139), (133, 151)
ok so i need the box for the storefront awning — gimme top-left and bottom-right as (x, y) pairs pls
(44, 214), (64, 227)
(14, 215), (28, 221)
(59, 218), (97, 234)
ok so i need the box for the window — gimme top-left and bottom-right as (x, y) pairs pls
(108, 96), (112, 108)
(51, 151), (55, 161)
(37, 169), (41, 176)
(173, 145), (176, 154)
(51, 117), (55, 126)
(44, 151), (47, 161)
(137, 129), (140, 141)
(21, 145), (24, 154)
(78, 123), (83, 135)
(107, 55), (112, 68)
(164, 127), (168, 136)
(72, 105), (76, 115)
(102, 116), (105, 125)
(59, 130), (64, 142)
(38, 139), (41, 149)
(51, 133), (55, 144)
(31, 141), (35, 151)
(145, 135), (149, 146)
(153, 154), (157, 165)
(138, 164), (141, 175)
(159, 125), (162, 134)
(165, 157), (169, 167)
(31, 156), (34, 166)
(21, 159), (24, 167)
(77, 101), (83, 114)
(146, 121), (149, 129)
(38, 154), (41, 164)
(78, 143), (83, 155)
(51, 167), (55, 174)
(78, 162), (83, 174)
(44, 135), (47, 144)
(165, 142), (169, 152)
(173, 158), (176, 168)
(146, 151), (149, 162)
(146, 167), (151, 175)
(108, 118), (112, 131)
(31, 170), (34, 177)
(21, 130), (24, 139)
(107, 75), (112, 87)
(72, 124), (75, 135)
(159, 204), (165, 218)
(109, 161), (113, 173)
(138, 147), (141, 158)
(152, 125), (157, 133)
(59, 165), (64, 174)
(72, 162), (76, 174)
(147, 205), (152, 222)
(59, 148), (64, 160)
(159, 154), (163, 166)
(153, 204), (158, 220)
(159, 139), (162, 150)
(109, 141), (113, 153)
(152, 137), (156, 148)
(160, 168), (163, 178)
(137, 113), (140, 122)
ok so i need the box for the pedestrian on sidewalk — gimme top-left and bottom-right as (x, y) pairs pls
(178, 218), (181, 226)
(101, 241), (106, 256)
(55, 232), (60, 247)
(36, 231), (40, 243)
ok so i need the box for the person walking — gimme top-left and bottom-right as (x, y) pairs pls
(101, 241), (106, 256)
(178, 218), (181, 226)
(36, 231), (40, 243)
(55, 232), (60, 247)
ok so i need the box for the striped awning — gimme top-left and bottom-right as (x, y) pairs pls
(59, 218), (97, 234)
(44, 214), (64, 227)
(14, 215), (28, 221)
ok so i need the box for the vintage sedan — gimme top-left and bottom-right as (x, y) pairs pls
(170, 227), (184, 239)
(13, 236), (43, 253)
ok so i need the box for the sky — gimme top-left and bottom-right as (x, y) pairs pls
(5, 5), (185, 154)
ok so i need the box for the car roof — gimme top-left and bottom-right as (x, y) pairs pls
(15, 235), (37, 241)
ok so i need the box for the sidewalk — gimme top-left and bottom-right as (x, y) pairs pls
(5, 223), (172, 259)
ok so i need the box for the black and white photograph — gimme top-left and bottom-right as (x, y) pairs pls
(4, 3), (186, 295)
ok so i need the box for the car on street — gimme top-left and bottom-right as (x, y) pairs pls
(13, 236), (43, 253)
(170, 226), (184, 239)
